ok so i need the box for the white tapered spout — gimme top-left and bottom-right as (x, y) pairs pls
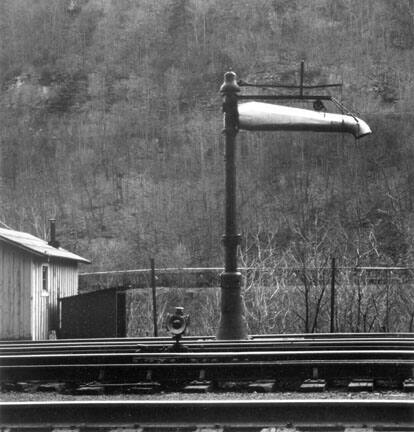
(238, 101), (371, 139)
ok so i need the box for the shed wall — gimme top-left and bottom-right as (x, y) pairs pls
(50, 261), (79, 331)
(31, 259), (79, 340)
(0, 242), (31, 339)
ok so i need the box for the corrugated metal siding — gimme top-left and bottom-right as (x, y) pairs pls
(0, 242), (31, 339)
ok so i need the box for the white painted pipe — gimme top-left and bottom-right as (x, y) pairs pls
(238, 101), (371, 139)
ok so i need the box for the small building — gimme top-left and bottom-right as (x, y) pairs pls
(0, 224), (90, 340)
(60, 288), (126, 339)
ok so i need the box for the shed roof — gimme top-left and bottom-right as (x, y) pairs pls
(0, 227), (91, 264)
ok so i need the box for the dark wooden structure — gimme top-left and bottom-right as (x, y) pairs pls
(59, 288), (126, 338)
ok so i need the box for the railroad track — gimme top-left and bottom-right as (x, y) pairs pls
(1, 333), (413, 354)
(1, 334), (413, 392)
(1, 400), (413, 430)
(1, 332), (412, 348)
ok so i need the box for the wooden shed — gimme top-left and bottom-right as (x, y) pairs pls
(0, 226), (90, 340)
(60, 288), (126, 339)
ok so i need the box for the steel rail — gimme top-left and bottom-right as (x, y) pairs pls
(1, 345), (411, 357)
(3, 336), (414, 347)
(1, 348), (413, 364)
(1, 400), (413, 427)
(4, 358), (413, 369)
(1, 332), (412, 345)
(2, 348), (413, 384)
(2, 335), (413, 353)
(1, 349), (413, 369)
(1, 332), (413, 357)
(2, 339), (414, 356)
(2, 360), (412, 387)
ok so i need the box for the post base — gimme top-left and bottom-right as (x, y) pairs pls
(217, 272), (248, 340)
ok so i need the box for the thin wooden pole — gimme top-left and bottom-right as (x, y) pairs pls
(300, 60), (305, 96)
(330, 257), (336, 333)
(150, 258), (158, 337)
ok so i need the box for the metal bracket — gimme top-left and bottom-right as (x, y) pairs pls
(237, 60), (342, 102)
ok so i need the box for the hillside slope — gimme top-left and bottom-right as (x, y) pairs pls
(0, 0), (413, 270)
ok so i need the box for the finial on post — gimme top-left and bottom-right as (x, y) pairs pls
(220, 71), (240, 95)
(220, 71), (240, 134)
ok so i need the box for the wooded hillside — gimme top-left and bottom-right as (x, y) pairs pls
(1, 0), (413, 272)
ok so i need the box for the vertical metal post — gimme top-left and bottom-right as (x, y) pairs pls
(217, 71), (247, 340)
(385, 270), (390, 332)
(304, 271), (309, 333)
(300, 60), (305, 97)
(150, 258), (158, 337)
(330, 257), (336, 333)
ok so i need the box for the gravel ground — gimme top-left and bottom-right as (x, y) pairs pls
(1, 390), (413, 401)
